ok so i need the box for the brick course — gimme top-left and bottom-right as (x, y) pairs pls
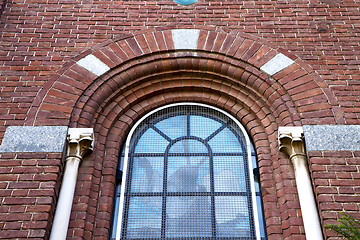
(0, 0), (360, 239)
(0, 153), (63, 239)
(1, 0), (359, 129)
(309, 151), (360, 240)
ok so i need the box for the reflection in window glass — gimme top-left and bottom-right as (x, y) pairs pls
(208, 128), (244, 153)
(155, 115), (187, 140)
(215, 196), (251, 237)
(212, 156), (247, 192)
(166, 196), (212, 237)
(127, 197), (162, 238)
(167, 156), (210, 192)
(190, 115), (221, 139)
(111, 104), (267, 239)
(135, 128), (168, 153)
(169, 139), (207, 154)
(130, 157), (163, 193)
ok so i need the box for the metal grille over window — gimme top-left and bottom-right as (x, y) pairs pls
(111, 104), (266, 240)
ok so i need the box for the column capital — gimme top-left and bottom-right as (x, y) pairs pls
(66, 128), (94, 161)
(278, 126), (305, 159)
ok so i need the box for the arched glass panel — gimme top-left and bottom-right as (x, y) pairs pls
(111, 103), (267, 240)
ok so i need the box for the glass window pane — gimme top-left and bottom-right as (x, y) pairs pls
(212, 156), (247, 192)
(257, 195), (266, 239)
(135, 128), (169, 153)
(169, 139), (208, 154)
(130, 157), (163, 193)
(208, 128), (243, 153)
(116, 104), (266, 240)
(126, 197), (162, 238)
(190, 115), (222, 139)
(155, 115), (187, 140)
(215, 196), (252, 237)
(167, 156), (210, 192)
(166, 196), (212, 237)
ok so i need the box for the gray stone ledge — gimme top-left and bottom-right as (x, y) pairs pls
(0, 126), (68, 153)
(303, 125), (360, 151)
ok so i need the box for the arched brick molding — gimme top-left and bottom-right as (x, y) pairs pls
(26, 27), (343, 127)
(32, 28), (343, 239)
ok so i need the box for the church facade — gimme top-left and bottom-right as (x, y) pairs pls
(0, 0), (359, 239)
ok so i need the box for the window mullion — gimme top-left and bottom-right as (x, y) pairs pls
(161, 143), (171, 238)
(209, 149), (217, 237)
(121, 151), (135, 238)
(244, 150), (256, 238)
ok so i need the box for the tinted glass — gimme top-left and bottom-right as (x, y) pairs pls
(112, 105), (266, 239)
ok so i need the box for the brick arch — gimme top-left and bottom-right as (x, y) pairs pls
(75, 91), (284, 240)
(72, 89), (303, 239)
(26, 27), (343, 127)
(34, 28), (343, 239)
(71, 52), (299, 129)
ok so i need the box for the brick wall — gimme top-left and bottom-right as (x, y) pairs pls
(0, 152), (63, 239)
(0, 0), (6, 16)
(0, 0), (359, 239)
(0, 0), (359, 131)
(309, 151), (360, 239)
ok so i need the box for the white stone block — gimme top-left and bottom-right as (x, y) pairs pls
(260, 53), (295, 76)
(172, 29), (200, 50)
(76, 54), (110, 76)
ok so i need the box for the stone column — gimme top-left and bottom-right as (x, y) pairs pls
(50, 128), (94, 240)
(278, 127), (323, 240)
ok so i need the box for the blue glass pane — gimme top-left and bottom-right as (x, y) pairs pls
(208, 128), (243, 153)
(126, 197), (162, 238)
(257, 196), (266, 238)
(190, 115), (222, 139)
(118, 105), (266, 239)
(155, 115), (187, 140)
(130, 157), (163, 193)
(166, 196), (212, 237)
(174, 0), (197, 5)
(167, 156), (210, 192)
(215, 196), (251, 237)
(212, 156), (247, 192)
(135, 128), (169, 153)
(169, 139), (207, 154)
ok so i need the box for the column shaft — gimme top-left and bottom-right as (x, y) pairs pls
(291, 154), (323, 240)
(278, 127), (323, 240)
(50, 157), (81, 240)
(49, 128), (94, 240)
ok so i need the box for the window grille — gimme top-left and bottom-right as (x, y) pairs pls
(111, 103), (266, 240)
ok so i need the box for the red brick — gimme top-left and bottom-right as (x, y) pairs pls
(1, 2), (360, 240)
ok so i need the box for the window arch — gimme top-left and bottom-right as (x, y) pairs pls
(111, 103), (266, 239)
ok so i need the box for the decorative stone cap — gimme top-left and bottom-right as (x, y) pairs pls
(66, 128), (94, 160)
(278, 126), (305, 158)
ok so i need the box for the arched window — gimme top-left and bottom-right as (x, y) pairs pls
(111, 103), (266, 239)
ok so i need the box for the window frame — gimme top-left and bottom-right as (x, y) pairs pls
(114, 102), (262, 240)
